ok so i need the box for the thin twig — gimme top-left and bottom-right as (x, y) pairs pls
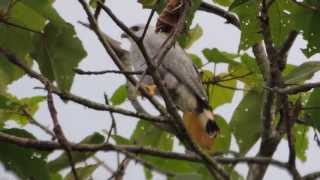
(94, 0), (105, 19)
(198, 2), (240, 28)
(22, 108), (56, 139)
(140, 0), (160, 41)
(74, 68), (143, 75)
(276, 82), (320, 94)
(47, 89), (79, 180)
(0, 47), (168, 124)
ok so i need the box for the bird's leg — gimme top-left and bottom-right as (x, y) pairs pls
(142, 84), (157, 96)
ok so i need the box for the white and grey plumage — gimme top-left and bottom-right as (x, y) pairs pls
(122, 24), (219, 142)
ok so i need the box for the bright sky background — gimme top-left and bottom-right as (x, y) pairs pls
(1, 0), (319, 179)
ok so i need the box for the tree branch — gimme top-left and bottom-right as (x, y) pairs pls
(0, 47), (168, 124)
(199, 2), (240, 28)
(74, 68), (143, 75)
(47, 89), (79, 180)
(276, 82), (320, 94)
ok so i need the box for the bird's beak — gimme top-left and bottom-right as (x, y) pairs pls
(121, 33), (128, 38)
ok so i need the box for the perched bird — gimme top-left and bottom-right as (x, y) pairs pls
(122, 24), (219, 150)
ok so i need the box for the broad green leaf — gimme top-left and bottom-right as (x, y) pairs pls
(0, 94), (45, 126)
(131, 120), (174, 179)
(110, 84), (128, 106)
(284, 61), (320, 84)
(305, 88), (320, 130)
(215, 0), (233, 7)
(0, 128), (50, 180)
(144, 167), (153, 180)
(20, 0), (65, 27)
(184, 0), (202, 30)
(172, 174), (203, 180)
(240, 53), (260, 73)
(178, 24), (203, 49)
(138, 0), (165, 9)
(269, 0), (295, 47)
(50, 173), (63, 180)
(230, 91), (263, 154)
(229, 0), (250, 10)
(8, 2), (46, 31)
(293, 6), (320, 57)
(188, 53), (203, 68)
(48, 132), (105, 172)
(31, 22), (87, 92)
(131, 120), (173, 151)
(293, 125), (309, 162)
(202, 71), (237, 109)
(228, 61), (263, 90)
(202, 48), (238, 64)
(111, 135), (131, 145)
(232, 0), (262, 50)
(65, 164), (99, 180)
(212, 115), (232, 152)
(0, 25), (33, 91)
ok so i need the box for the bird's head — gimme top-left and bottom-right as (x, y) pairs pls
(121, 24), (148, 39)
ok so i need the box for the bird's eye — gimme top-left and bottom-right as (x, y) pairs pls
(131, 25), (140, 31)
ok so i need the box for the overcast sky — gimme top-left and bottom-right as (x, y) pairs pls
(1, 0), (320, 179)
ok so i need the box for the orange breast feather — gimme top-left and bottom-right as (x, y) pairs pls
(183, 112), (214, 151)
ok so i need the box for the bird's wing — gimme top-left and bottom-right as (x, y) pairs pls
(144, 31), (208, 103)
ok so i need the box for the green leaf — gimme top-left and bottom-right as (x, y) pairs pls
(48, 132), (105, 172)
(0, 128), (50, 180)
(305, 88), (320, 130)
(228, 63), (263, 89)
(178, 24), (203, 49)
(131, 120), (174, 179)
(293, 6), (320, 57)
(230, 91), (263, 154)
(293, 125), (309, 162)
(232, 0), (262, 50)
(0, 94), (45, 126)
(229, 0), (250, 10)
(0, 24), (33, 91)
(8, 2), (46, 31)
(138, 0), (166, 12)
(50, 173), (63, 180)
(284, 61), (320, 84)
(20, 0), (65, 27)
(144, 167), (153, 180)
(65, 164), (99, 180)
(111, 135), (131, 145)
(172, 174), (203, 180)
(131, 120), (173, 151)
(31, 22), (87, 92)
(215, 0), (233, 7)
(269, 1), (295, 47)
(202, 48), (238, 64)
(212, 115), (232, 152)
(110, 84), (128, 106)
(188, 53), (203, 68)
(202, 71), (237, 109)
(184, 0), (202, 30)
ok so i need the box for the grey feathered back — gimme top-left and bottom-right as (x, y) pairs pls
(128, 25), (209, 106)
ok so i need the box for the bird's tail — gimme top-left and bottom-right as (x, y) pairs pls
(183, 110), (219, 151)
